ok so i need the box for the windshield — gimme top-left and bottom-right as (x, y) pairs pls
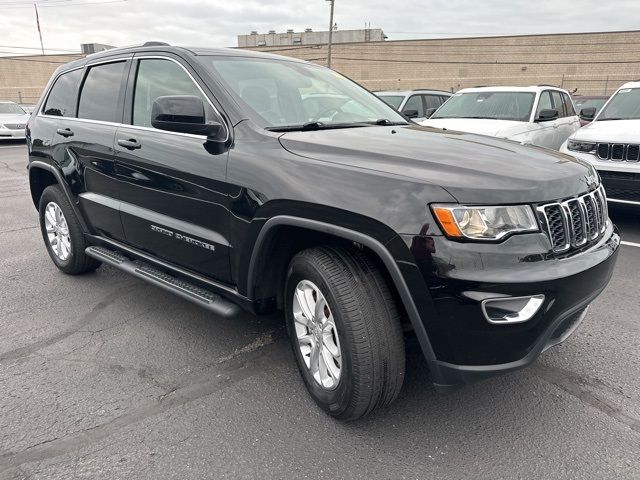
(0, 103), (26, 115)
(204, 57), (407, 128)
(573, 98), (607, 113)
(377, 95), (404, 110)
(431, 91), (535, 122)
(597, 88), (640, 120)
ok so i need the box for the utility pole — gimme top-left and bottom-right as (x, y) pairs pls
(34, 3), (45, 55)
(326, 0), (335, 68)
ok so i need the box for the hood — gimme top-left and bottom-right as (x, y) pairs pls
(279, 125), (595, 204)
(571, 119), (640, 143)
(419, 118), (525, 138)
(0, 113), (30, 125)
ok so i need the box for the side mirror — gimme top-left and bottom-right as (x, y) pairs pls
(402, 109), (419, 118)
(535, 108), (559, 122)
(579, 107), (596, 121)
(151, 95), (222, 137)
(424, 107), (437, 119)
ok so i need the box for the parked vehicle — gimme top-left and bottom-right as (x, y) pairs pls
(421, 86), (580, 150)
(0, 101), (30, 140)
(572, 95), (609, 126)
(27, 44), (619, 420)
(561, 81), (640, 206)
(375, 89), (452, 122)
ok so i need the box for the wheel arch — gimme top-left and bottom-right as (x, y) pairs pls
(28, 161), (89, 233)
(246, 215), (441, 370)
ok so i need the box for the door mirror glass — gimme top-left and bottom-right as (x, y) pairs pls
(402, 109), (419, 118)
(536, 108), (559, 122)
(579, 107), (596, 120)
(151, 95), (221, 136)
(424, 107), (437, 118)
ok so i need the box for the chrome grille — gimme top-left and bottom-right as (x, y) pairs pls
(537, 186), (608, 253)
(597, 143), (640, 162)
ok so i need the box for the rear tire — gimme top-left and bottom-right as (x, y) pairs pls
(38, 185), (101, 275)
(285, 246), (405, 421)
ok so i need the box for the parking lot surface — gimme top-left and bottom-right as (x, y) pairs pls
(0, 141), (639, 479)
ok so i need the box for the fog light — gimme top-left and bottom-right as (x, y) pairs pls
(481, 295), (545, 324)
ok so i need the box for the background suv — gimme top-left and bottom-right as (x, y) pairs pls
(375, 89), (452, 122)
(421, 85), (580, 149)
(27, 44), (619, 420)
(561, 81), (640, 206)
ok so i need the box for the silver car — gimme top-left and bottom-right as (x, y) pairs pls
(0, 101), (30, 140)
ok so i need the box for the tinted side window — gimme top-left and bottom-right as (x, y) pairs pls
(536, 91), (553, 116)
(563, 93), (576, 116)
(551, 91), (566, 117)
(423, 94), (442, 110)
(43, 69), (82, 117)
(439, 95), (450, 105)
(403, 95), (424, 117)
(78, 61), (126, 122)
(133, 59), (210, 128)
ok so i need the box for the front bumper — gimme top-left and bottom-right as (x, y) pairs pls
(0, 128), (26, 139)
(397, 221), (620, 391)
(559, 146), (640, 205)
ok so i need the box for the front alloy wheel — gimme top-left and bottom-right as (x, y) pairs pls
(43, 201), (71, 261)
(293, 280), (342, 390)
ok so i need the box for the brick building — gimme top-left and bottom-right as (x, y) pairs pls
(2, 30), (640, 104)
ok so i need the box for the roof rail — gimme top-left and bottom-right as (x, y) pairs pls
(536, 84), (559, 88)
(142, 41), (171, 47)
(412, 88), (451, 93)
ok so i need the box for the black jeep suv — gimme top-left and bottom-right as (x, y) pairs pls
(27, 43), (619, 420)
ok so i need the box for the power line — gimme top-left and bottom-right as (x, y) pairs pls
(0, 0), (126, 7)
(0, 44), (80, 52)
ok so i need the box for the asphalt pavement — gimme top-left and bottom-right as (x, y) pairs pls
(0, 140), (639, 479)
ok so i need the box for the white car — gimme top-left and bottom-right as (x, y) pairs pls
(0, 101), (30, 140)
(375, 89), (452, 123)
(420, 85), (581, 150)
(560, 81), (640, 206)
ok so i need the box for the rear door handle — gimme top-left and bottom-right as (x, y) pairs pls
(117, 138), (141, 150)
(56, 128), (74, 137)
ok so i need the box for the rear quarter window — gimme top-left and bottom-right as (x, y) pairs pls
(42, 69), (82, 117)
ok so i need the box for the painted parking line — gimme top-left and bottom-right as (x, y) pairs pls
(621, 241), (640, 248)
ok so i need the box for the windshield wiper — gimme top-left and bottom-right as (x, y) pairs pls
(266, 121), (377, 132)
(368, 118), (408, 126)
(598, 117), (627, 121)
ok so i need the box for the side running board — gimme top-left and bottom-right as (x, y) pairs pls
(85, 246), (240, 318)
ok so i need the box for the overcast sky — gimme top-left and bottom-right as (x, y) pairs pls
(2, 0), (640, 55)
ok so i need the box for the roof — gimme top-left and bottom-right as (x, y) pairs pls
(457, 85), (570, 94)
(58, 43), (310, 72)
(619, 81), (640, 89)
(374, 89), (452, 96)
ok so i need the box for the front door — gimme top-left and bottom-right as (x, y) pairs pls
(115, 56), (233, 283)
(531, 90), (560, 148)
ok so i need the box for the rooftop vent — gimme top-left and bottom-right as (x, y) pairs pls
(305, 28), (312, 32)
(268, 30), (276, 34)
(286, 29), (294, 33)
(250, 30), (258, 35)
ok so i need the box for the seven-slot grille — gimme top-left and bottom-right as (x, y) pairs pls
(597, 143), (640, 162)
(537, 185), (608, 253)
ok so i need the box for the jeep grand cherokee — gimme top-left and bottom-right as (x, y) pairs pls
(26, 43), (620, 420)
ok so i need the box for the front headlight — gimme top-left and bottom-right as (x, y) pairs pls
(567, 139), (596, 153)
(432, 204), (538, 240)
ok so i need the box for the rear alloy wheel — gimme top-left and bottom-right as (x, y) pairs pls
(38, 185), (101, 275)
(285, 246), (405, 421)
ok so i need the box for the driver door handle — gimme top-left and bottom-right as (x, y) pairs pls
(56, 128), (74, 137)
(117, 138), (141, 150)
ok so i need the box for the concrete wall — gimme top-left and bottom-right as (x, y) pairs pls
(242, 30), (640, 96)
(2, 30), (640, 104)
(0, 54), (82, 104)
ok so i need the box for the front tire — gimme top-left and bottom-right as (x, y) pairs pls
(285, 246), (405, 421)
(38, 185), (101, 275)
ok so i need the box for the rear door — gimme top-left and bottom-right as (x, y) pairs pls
(52, 57), (130, 240)
(555, 91), (581, 145)
(114, 55), (232, 283)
